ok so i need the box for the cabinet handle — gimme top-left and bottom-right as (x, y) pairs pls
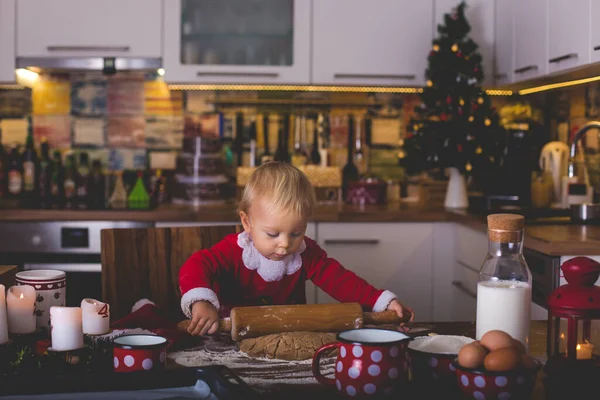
(549, 53), (578, 63)
(514, 65), (538, 74)
(594, 45), (600, 51)
(333, 73), (416, 80)
(452, 281), (477, 299)
(196, 72), (279, 78)
(324, 239), (380, 245)
(47, 45), (130, 52)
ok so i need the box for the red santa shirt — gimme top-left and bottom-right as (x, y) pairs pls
(179, 232), (397, 318)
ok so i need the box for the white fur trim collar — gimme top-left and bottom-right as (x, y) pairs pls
(237, 231), (306, 282)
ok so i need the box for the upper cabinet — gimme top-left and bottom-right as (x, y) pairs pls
(16, 0), (162, 58)
(548, 0), (591, 75)
(163, 0), (311, 84)
(434, 0), (495, 87)
(590, 1), (600, 63)
(0, 0), (15, 82)
(494, 0), (514, 86)
(513, 0), (548, 83)
(312, 0), (432, 87)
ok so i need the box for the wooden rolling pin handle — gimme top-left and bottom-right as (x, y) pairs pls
(363, 310), (411, 325)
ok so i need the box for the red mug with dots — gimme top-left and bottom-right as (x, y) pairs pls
(113, 334), (167, 373)
(313, 329), (412, 398)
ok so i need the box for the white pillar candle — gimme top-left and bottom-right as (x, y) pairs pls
(0, 285), (8, 344)
(50, 307), (84, 351)
(7, 285), (36, 334)
(81, 298), (110, 335)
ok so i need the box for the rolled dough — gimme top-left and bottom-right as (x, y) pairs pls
(239, 332), (338, 361)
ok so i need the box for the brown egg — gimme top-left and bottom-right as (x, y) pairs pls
(458, 341), (488, 369)
(512, 339), (527, 354)
(480, 330), (515, 352)
(484, 347), (522, 371)
(522, 354), (536, 369)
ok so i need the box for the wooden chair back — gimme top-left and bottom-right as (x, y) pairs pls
(101, 225), (240, 321)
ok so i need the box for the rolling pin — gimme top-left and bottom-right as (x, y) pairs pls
(180, 302), (411, 341)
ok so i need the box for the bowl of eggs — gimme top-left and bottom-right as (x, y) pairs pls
(453, 330), (542, 400)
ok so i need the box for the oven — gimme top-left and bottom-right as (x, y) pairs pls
(523, 247), (561, 308)
(0, 221), (152, 307)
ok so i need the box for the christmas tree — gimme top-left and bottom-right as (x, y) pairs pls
(400, 1), (505, 189)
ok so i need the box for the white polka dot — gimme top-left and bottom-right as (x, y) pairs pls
(495, 376), (508, 387)
(346, 385), (356, 397)
(124, 355), (135, 367)
(388, 367), (398, 379)
(517, 376), (526, 385)
(142, 358), (153, 370)
(461, 375), (469, 386)
(341, 347), (347, 358)
(336, 380), (341, 391)
(113, 357), (119, 368)
(159, 352), (165, 363)
(384, 387), (394, 396)
(370, 350), (382, 362)
(368, 364), (380, 376)
(499, 392), (511, 400)
(352, 345), (363, 357)
(364, 383), (376, 394)
(337, 361), (343, 373)
(474, 376), (486, 388)
(389, 346), (399, 358)
(474, 391), (485, 400)
(428, 357), (438, 367)
(449, 363), (456, 371)
(348, 366), (360, 379)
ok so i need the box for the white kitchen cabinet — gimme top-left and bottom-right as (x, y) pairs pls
(434, 0), (495, 87)
(513, 0), (548, 82)
(590, 1), (600, 63)
(312, 223), (435, 321)
(0, 0), (15, 82)
(548, 0), (591, 75)
(312, 0), (432, 87)
(16, 0), (162, 58)
(163, 0), (311, 84)
(494, 0), (514, 86)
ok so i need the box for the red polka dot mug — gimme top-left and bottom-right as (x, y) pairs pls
(113, 334), (167, 373)
(312, 329), (412, 397)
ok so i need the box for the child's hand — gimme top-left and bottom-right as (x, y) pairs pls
(387, 299), (415, 324)
(188, 301), (219, 336)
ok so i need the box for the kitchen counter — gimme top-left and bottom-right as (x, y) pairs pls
(0, 203), (599, 256)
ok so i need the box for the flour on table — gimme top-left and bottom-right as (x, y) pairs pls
(408, 335), (474, 354)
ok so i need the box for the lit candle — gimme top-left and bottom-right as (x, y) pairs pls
(81, 298), (110, 335)
(0, 285), (8, 344)
(50, 307), (84, 351)
(7, 286), (36, 334)
(576, 343), (594, 360)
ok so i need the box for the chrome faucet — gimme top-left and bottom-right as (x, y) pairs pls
(567, 121), (600, 180)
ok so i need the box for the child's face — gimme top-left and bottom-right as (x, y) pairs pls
(240, 196), (308, 260)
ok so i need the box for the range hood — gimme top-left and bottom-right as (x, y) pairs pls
(17, 56), (162, 75)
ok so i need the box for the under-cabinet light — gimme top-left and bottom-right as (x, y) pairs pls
(519, 75), (600, 95)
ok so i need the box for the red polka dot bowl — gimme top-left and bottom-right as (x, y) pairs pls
(451, 357), (542, 400)
(113, 334), (167, 373)
(313, 328), (412, 398)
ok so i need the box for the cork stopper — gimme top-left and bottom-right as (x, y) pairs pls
(487, 213), (524, 243)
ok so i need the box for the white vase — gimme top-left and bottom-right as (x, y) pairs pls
(444, 167), (468, 209)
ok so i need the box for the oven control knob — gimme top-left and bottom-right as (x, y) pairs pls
(31, 235), (41, 246)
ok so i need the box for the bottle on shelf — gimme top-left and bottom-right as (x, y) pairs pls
(76, 152), (90, 210)
(22, 125), (38, 208)
(88, 159), (106, 210)
(342, 114), (359, 202)
(233, 112), (245, 167)
(259, 113), (273, 165)
(291, 114), (308, 167)
(63, 153), (77, 210)
(273, 114), (291, 163)
(476, 214), (532, 349)
(50, 150), (64, 209)
(109, 171), (128, 210)
(248, 118), (257, 168)
(309, 115), (322, 166)
(7, 145), (23, 200)
(128, 171), (150, 209)
(38, 138), (52, 209)
(316, 113), (329, 167)
(0, 141), (7, 199)
(354, 116), (367, 174)
(151, 169), (168, 207)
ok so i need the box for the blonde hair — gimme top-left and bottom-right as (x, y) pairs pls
(239, 162), (316, 218)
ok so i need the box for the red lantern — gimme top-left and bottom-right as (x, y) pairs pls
(545, 257), (600, 398)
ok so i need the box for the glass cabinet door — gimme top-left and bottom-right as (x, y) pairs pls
(164, 0), (311, 84)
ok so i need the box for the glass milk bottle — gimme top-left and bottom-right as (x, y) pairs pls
(476, 214), (532, 349)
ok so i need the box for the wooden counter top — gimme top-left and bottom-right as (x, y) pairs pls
(0, 203), (598, 256)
